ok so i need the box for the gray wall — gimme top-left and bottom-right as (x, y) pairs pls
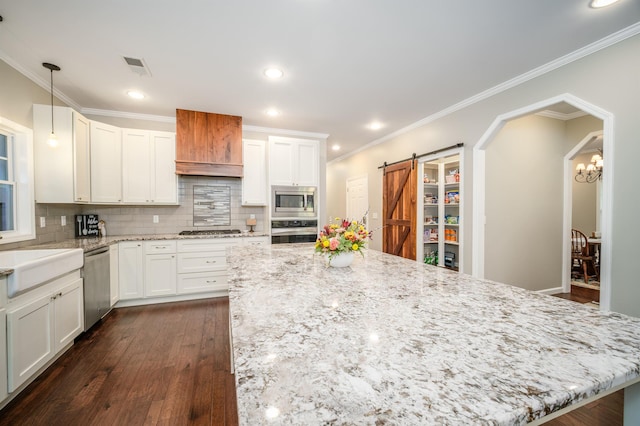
(327, 33), (640, 316)
(484, 115), (565, 291)
(572, 152), (598, 235)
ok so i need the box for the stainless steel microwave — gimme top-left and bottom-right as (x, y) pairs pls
(272, 185), (317, 218)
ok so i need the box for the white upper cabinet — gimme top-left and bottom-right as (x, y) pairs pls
(122, 129), (177, 204)
(122, 129), (151, 203)
(150, 131), (177, 204)
(242, 139), (268, 205)
(268, 136), (319, 187)
(33, 105), (91, 203)
(90, 121), (122, 203)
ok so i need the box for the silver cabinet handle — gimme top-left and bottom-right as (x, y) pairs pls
(205, 260), (217, 263)
(206, 280), (217, 283)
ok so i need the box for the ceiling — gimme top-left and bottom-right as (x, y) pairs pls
(0, 1), (639, 161)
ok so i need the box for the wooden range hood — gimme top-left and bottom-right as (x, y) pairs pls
(175, 109), (243, 177)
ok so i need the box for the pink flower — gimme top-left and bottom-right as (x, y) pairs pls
(329, 237), (339, 250)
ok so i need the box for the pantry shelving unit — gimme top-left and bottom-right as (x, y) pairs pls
(417, 149), (463, 271)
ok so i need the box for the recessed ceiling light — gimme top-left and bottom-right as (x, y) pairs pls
(369, 121), (383, 130)
(332, 144), (341, 151)
(590, 0), (621, 8)
(264, 68), (284, 79)
(127, 90), (145, 99)
(265, 108), (280, 117)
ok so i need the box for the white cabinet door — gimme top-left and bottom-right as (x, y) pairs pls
(53, 278), (84, 352)
(118, 242), (144, 300)
(295, 140), (319, 187)
(269, 139), (295, 186)
(242, 139), (268, 205)
(0, 307), (7, 403)
(33, 105), (75, 203)
(144, 254), (177, 297)
(269, 136), (319, 187)
(122, 129), (152, 203)
(90, 121), (122, 203)
(151, 131), (177, 204)
(6, 294), (53, 392)
(73, 112), (91, 202)
(109, 244), (119, 307)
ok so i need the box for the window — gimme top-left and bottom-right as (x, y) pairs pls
(0, 116), (35, 244)
(0, 131), (16, 231)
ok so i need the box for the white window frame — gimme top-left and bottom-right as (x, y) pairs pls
(0, 116), (35, 244)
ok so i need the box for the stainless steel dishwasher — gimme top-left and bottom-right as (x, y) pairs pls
(83, 246), (111, 331)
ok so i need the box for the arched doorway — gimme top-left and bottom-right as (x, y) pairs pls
(472, 94), (613, 311)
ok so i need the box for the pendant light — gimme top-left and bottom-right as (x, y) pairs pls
(42, 62), (61, 147)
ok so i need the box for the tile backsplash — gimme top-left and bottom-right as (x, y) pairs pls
(80, 176), (266, 236)
(1, 176), (266, 250)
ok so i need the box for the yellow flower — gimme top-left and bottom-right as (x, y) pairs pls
(335, 217), (341, 221)
(352, 220), (358, 226)
(323, 240), (330, 248)
(352, 243), (359, 251)
(315, 241), (321, 248)
(344, 231), (354, 239)
(359, 225), (365, 232)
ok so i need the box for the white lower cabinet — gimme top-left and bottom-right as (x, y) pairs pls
(109, 244), (119, 306)
(115, 237), (269, 304)
(5, 272), (83, 392)
(0, 306), (7, 403)
(144, 241), (177, 297)
(118, 242), (144, 300)
(176, 239), (241, 295)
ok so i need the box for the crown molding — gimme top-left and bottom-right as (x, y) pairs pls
(535, 110), (589, 120)
(80, 107), (176, 123)
(329, 21), (640, 165)
(0, 49), (82, 111)
(243, 124), (329, 140)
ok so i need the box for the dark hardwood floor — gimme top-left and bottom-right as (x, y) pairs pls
(0, 298), (238, 426)
(0, 295), (621, 425)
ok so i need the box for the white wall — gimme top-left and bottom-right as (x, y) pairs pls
(327, 33), (640, 316)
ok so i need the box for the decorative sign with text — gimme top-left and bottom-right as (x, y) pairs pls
(75, 214), (100, 238)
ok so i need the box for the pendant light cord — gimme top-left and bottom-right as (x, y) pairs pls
(50, 68), (55, 134)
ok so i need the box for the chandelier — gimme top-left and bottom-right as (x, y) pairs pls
(575, 150), (603, 183)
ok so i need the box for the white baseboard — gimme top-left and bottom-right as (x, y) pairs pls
(536, 286), (564, 295)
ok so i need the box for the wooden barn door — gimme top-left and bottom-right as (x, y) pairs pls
(382, 160), (417, 260)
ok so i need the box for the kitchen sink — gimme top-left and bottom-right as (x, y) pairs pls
(0, 249), (84, 298)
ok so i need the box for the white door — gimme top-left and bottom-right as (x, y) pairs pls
(118, 242), (144, 300)
(90, 121), (122, 203)
(144, 254), (177, 297)
(122, 129), (151, 203)
(73, 112), (91, 202)
(295, 140), (319, 187)
(0, 308), (7, 402)
(346, 175), (369, 224)
(269, 139), (294, 186)
(54, 279), (84, 351)
(151, 131), (177, 203)
(242, 139), (268, 205)
(6, 294), (53, 392)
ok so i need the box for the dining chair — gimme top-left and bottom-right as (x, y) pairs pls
(571, 229), (599, 284)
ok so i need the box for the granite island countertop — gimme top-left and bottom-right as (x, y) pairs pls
(228, 244), (640, 425)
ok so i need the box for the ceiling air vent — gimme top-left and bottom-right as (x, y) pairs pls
(123, 56), (151, 77)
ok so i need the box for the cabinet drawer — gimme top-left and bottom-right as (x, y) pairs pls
(177, 252), (226, 273)
(177, 271), (227, 294)
(177, 239), (242, 253)
(244, 237), (270, 246)
(144, 240), (176, 254)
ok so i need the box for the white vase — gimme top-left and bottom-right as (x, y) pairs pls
(327, 251), (355, 267)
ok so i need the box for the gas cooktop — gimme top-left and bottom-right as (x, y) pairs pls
(178, 229), (242, 236)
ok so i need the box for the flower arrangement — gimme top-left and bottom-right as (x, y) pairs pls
(315, 217), (371, 259)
